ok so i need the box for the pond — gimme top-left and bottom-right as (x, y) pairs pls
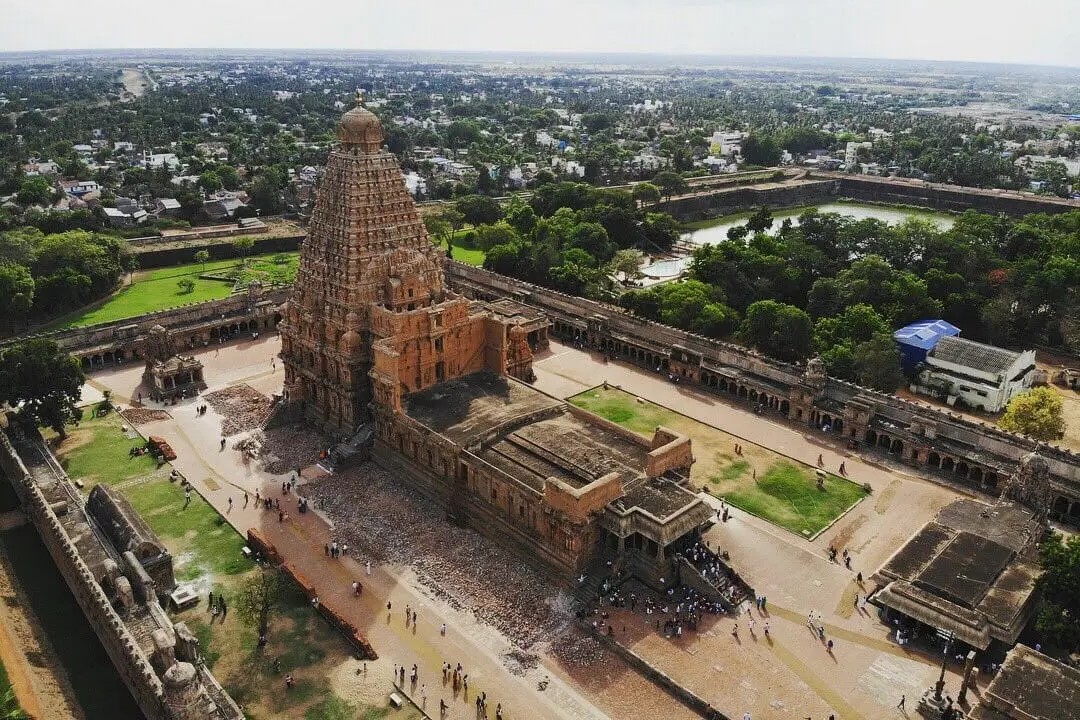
(683, 201), (957, 246)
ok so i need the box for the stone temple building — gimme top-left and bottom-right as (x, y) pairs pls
(278, 101), (720, 588)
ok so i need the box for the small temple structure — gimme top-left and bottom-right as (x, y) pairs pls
(869, 448), (1051, 653)
(141, 325), (205, 402)
(276, 99), (722, 588)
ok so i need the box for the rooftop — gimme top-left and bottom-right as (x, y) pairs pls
(893, 319), (960, 350)
(403, 372), (562, 445)
(970, 644), (1080, 720)
(929, 336), (1023, 375)
(872, 498), (1043, 648)
(477, 412), (646, 493)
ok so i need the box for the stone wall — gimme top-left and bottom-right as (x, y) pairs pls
(0, 286), (289, 369)
(130, 234), (303, 270)
(0, 432), (170, 719)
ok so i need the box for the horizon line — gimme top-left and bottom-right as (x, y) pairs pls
(0, 47), (1077, 72)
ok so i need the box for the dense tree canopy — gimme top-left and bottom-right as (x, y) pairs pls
(0, 339), (84, 437)
(1035, 531), (1080, 651)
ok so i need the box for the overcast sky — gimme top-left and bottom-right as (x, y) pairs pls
(4, 0), (1080, 68)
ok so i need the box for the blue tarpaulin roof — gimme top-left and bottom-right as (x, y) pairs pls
(893, 319), (961, 350)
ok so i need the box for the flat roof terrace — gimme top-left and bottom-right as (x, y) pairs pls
(477, 412), (648, 493)
(403, 372), (562, 445)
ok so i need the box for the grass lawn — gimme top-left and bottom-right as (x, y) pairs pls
(47, 412), (161, 487)
(438, 238), (486, 266)
(62, 251), (302, 329)
(45, 410), (409, 719)
(64, 258), (241, 328)
(569, 385), (867, 536)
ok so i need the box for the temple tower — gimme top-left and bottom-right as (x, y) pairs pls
(278, 96), (446, 434)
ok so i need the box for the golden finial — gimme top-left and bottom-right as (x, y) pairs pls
(355, 89), (364, 107)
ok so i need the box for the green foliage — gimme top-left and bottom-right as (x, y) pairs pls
(0, 339), (84, 437)
(740, 300), (813, 363)
(999, 387), (1066, 440)
(177, 278), (196, 294)
(741, 132), (783, 166)
(1035, 531), (1080, 650)
(16, 176), (54, 206)
(853, 333), (905, 391)
(194, 249), (211, 265)
(455, 195), (503, 226)
(632, 182), (661, 207)
(651, 171), (688, 199)
(0, 261), (34, 329)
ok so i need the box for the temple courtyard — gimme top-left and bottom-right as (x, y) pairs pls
(64, 332), (982, 720)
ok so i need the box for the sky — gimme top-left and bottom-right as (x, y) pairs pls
(3, 0), (1080, 68)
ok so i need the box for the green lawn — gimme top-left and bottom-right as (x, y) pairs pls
(721, 461), (867, 537)
(569, 385), (867, 537)
(438, 238), (486, 266)
(64, 258), (242, 328)
(49, 413), (161, 487)
(63, 251), (302, 329)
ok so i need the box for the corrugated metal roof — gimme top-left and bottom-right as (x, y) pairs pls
(930, 336), (1021, 376)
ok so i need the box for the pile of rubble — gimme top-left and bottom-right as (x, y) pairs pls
(120, 408), (171, 425)
(204, 385), (274, 436)
(259, 427), (326, 475)
(304, 461), (602, 659)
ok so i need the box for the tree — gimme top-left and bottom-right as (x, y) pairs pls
(235, 565), (282, 639)
(215, 165), (241, 190)
(0, 261), (34, 329)
(999, 387), (1066, 440)
(610, 249), (643, 284)
(474, 223), (520, 251)
(250, 169), (285, 215)
(740, 300), (813, 363)
(740, 133), (782, 166)
(193, 250), (210, 269)
(233, 237), (255, 263)
(455, 195), (503, 226)
(16, 176), (54, 207)
(1035, 531), (1080, 651)
(197, 171), (223, 194)
(853, 333), (905, 391)
(0, 340), (84, 438)
(652, 171), (688, 200)
(505, 201), (538, 235)
(632, 182), (661, 208)
(177, 278), (195, 294)
(745, 206), (774, 234)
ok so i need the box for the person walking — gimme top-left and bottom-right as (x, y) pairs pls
(183, 490), (192, 510)
(365, 560), (371, 576)
(897, 694), (906, 710)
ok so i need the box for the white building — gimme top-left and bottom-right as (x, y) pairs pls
(913, 336), (1037, 413)
(145, 153), (181, 171)
(402, 171), (427, 197)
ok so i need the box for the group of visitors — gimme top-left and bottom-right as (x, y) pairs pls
(324, 540), (348, 558)
(194, 404), (209, 416)
(207, 591), (227, 621)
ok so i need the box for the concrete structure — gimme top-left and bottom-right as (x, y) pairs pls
(913, 336), (1037, 412)
(969, 644), (1080, 720)
(869, 496), (1042, 651)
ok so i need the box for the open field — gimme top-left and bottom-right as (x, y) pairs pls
(568, 385), (867, 536)
(438, 236), (486, 266)
(44, 411), (414, 720)
(61, 251), (302, 329)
